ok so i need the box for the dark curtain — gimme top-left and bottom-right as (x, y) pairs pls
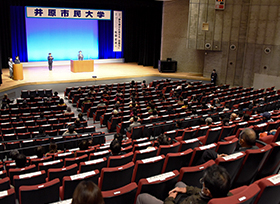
(124, 3), (162, 68)
(10, 6), (28, 62)
(98, 15), (123, 59)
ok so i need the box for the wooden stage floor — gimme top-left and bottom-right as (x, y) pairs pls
(0, 62), (209, 92)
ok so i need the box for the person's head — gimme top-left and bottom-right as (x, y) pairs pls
(54, 91), (58, 96)
(239, 128), (256, 147)
(143, 80), (146, 84)
(132, 116), (138, 123)
(36, 146), (45, 158)
(114, 133), (123, 144)
(112, 109), (118, 116)
(238, 110), (244, 118)
(261, 112), (271, 120)
(205, 117), (213, 126)
(49, 142), (58, 153)
(212, 69), (216, 73)
(9, 57), (12, 61)
(157, 134), (170, 145)
(9, 149), (19, 160)
(78, 113), (83, 119)
(38, 127), (45, 134)
(16, 56), (19, 59)
(66, 106), (71, 112)
(243, 114), (250, 121)
(110, 139), (121, 155)
(68, 125), (75, 133)
(152, 110), (158, 116)
(49, 53), (51, 56)
(3, 93), (8, 99)
(222, 117), (230, 126)
(79, 50), (82, 54)
(72, 180), (104, 204)
(59, 98), (64, 104)
(201, 164), (231, 198)
(79, 140), (89, 150)
(176, 120), (182, 129)
(230, 113), (237, 121)
(15, 154), (26, 168)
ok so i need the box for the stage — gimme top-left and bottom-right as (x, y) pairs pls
(0, 60), (209, 92)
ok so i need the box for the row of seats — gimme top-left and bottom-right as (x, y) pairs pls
(21, 89), (53, 98)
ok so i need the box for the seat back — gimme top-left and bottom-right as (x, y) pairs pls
(19, 178), (60, 204)
(0, 188), (16, 204)
(204, 127), (222, 145)
(215, 152), (246, 185)
(38, 159), (64, 172)
(107, 152), (133, 167)
(219, 124), (236, 140)
(208, 183), (260, 204)
(132, 141), (153, 152)
(136, 170), (179, 201)
(162, 149), (193, 173)
(254, 174), (280, 204)
(189, 143), (217, 166)
(178, 160), (215, 188)
(130, 126), (143, 140)
(61, 170), (99, 200)
(48, 164), (78, 185)
(64, 154), (88, 167)
(132, 147), (158, 162)
(79, 158), (107, 173)
(216, 138), (238, 154)
(233, 145), (272, 188)
(99, 162), (134, 191)
(132, 155), (165, 184)
(102, 182), (138, 204)
(9, 165), (37, 185)
(14, 170), (46, 199)
(75, 148), (95, 157)
(30, 156), (53, 167)
(0, 177), (10, 191)
(179, 138), (200, 151)
(89, 150), (110, 160)
(157, 142), (180, 156)
(257, 142), (280, 179)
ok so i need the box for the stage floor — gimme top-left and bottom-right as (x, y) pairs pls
(0, 62), (209, 92)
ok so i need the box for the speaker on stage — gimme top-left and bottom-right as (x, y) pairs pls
(158, 59), (177, 73)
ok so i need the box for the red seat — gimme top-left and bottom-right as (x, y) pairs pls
(0, 188), (16, 204)
(156, 142), (180, 156)
(107, 152), (133, 167)
(102, 182), (138, 204)
(89, 150), (110, 160)
(64, 154), (88, 167)
(132, 147), (158, 162)
(38, 159), (64, 172)
(189, 143), (217, 166)
(19, 178), (60, 204)
(215, 138), (239, 154)
(79, 158), (107, 173)
(98, 162), (134, 191)
(0, 177), (10, 191)
(208, 183), (260, 204)
(47, 164), (78, 185)
(9, 165), (37, 185)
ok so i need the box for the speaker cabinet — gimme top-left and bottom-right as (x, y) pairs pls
(158, 60), (177, 73)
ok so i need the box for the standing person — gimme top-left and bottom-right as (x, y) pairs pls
(48, 53), (54, 71)
(211, 69), (217, 85)
(14, 56), (20, 64)
(78, 50), (84, 61)
(8, 57), (14, 79)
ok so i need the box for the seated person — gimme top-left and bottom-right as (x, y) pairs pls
(1, 94), (11, 109)
(64, 106), (74, 116)
(114, 133), (124, 145)
(78, 113), (86, 121)
(127, 116), (141, 132)
(242, 114), (250, 122)
(221, 117), (230, 126)
(136, 164), (231, 204)
(36, 146), (45, 158)
(35, 127), (48, 138)
(260, 112), (274, 123)
(175, 120), (182, 129)
(200, 128), (258, 164)
(78, 140), (89, 150)
(58, 98), (66, 106)
(63, 125), (78, 136)
(148, 110), (158, 119)
(230, 113), (238, 121)
(97, 99), (107, 107)
(73, 118), (83, 128)
(37, 112), (46, 120)
(108, 139), (124, 157)
(205, 117), (213, 126)
(157, 134), (171, 146)
(15, 154), (27, 168)
(9, 149), (19, 161)
(46, 142), (62, 156)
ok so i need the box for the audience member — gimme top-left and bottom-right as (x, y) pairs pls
(63, 125), (78, 136)
(157, 134), (171, 145)
(260, 112), (274, 123)
(36, 146), (45, 158)
(1, 93), (11, 109)
(35, 127), (48, 138)
(230, 113), (238, 121)
(222, 117), (230, 126)
(46, 142), (62, 156)
(127, 116), (141, 132)
(78, 113), (86, 121)
(72, 180), (104, 204)
(73, 118), (83, 128)
(242, 114), (250, 121)
(64, 106), (74, 116)
(205, 117), (213, 126)
(9, 149), (19, 161)
(15, 154), (27, 168)
(148, 110), (158, 119)
(114, 133), (124, 144)
(38, 112), (46, 120)
(136, 164), (231, 204)
(78, 140), (89, 150)
(109, 139), (123, 156)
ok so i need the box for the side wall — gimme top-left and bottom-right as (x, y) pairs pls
(161, 0), (205, 74)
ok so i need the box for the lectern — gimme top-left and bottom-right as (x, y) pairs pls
(13, 64), (23, 80)
(71, 60), (94, 73)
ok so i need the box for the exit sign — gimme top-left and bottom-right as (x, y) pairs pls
(215, 0), (225, 10)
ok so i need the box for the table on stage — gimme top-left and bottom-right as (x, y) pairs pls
(70, 60), (94, 73)
(13, 64), (23, 80)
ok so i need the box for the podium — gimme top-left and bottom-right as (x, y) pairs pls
(71, 60), (94, 73)
(158, 60), (177, 73)
(13, 64), (23, 80)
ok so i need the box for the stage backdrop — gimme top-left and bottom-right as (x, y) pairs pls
(10, 6), (123, 62)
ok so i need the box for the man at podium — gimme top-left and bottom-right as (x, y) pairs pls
(78, 50), (84, 61)
(48, 53), (54, 71)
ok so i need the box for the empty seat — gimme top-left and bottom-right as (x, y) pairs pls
(178, 160), (215, 188)
(132, 141), (153, 152)
(60, 169), (99, 200)
(0, 188), (16, 204)
(9, 165), (37, 185)
(107, 152), (133, 167)
(208, 183), (260, 204)
(48, 164), (78, 185)
(136, 170), (179, 201)
(0, 177), (10, 191)
(179, 138), (200, 151)
(79, 158), (107, 173)
(64, 154), (88, 167)
(102, 182), (138, 204)
(162, 149), (193, 173)
(38, 159), (64, 172)
(133, 147), (158, 162)
(99, 162), (134, 191)
(156, 142), (180, 156)
(19, 178), (60, 204)
(131, 155), (165, 184)
(89, 150), (110, 160)
(215, 138), (239, 154)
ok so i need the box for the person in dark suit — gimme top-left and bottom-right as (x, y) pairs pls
(78, 50), (84, 61)
(48, 53), (54, 71)
(8, 57), (14, 78)
(211, 69), (217, 85)
(14, 56), (20, 64)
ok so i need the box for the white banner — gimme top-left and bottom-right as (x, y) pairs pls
(26, 6), (111, 20)
(113, 11), (122, 52)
